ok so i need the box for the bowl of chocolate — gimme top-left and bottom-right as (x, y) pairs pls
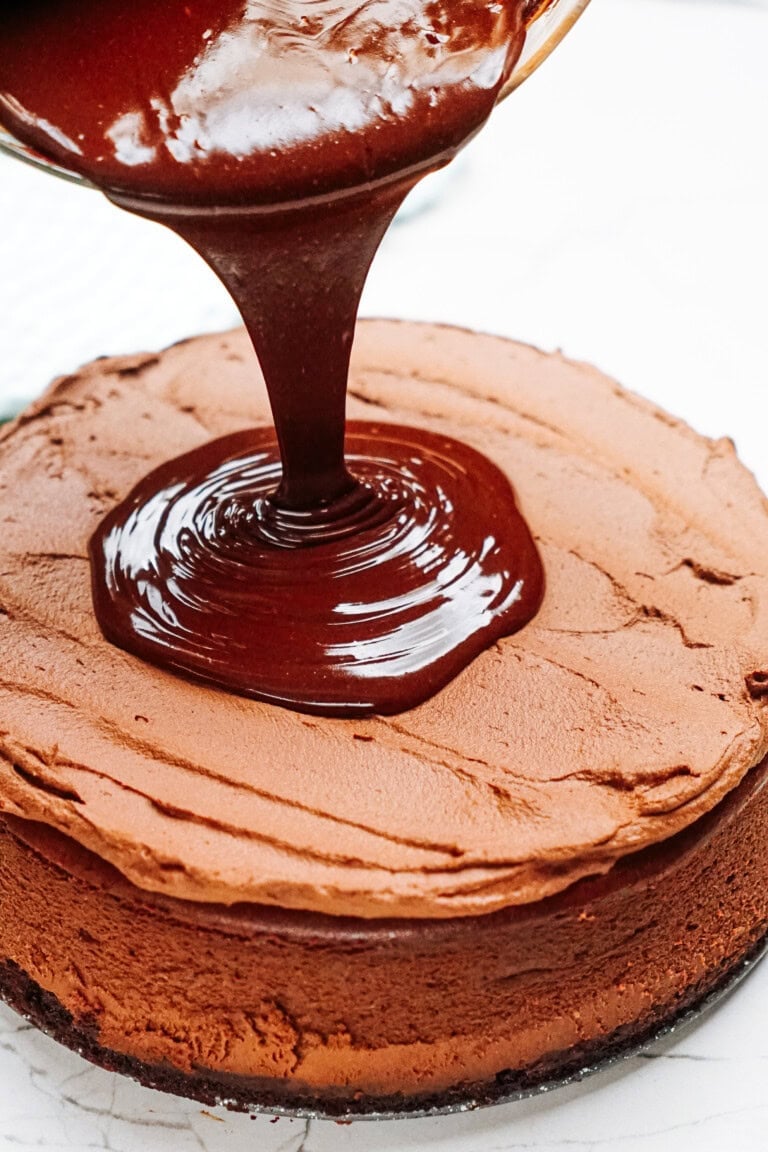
(2, 0), (768, 1122)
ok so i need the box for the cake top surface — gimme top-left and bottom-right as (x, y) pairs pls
(1, 320), (768, 918)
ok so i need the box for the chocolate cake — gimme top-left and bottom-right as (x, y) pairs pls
(1, 320), (767, 1115)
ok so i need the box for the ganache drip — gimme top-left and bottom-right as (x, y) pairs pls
(0, 0), (546, 715)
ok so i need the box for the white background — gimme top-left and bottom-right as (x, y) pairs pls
(1, 0), (768, 1147)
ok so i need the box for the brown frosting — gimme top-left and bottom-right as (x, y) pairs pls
(1, 320), (768, 919)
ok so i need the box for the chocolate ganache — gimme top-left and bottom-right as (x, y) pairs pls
(0, 0), (545, 715)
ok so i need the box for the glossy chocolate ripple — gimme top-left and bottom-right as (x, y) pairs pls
(90, 422), (543, 715)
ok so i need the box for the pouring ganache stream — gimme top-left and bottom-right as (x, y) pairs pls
(0, 0), (545, 715)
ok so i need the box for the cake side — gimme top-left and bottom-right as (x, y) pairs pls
(0, 321), (767, 917)
(1, 755), (767, 1109)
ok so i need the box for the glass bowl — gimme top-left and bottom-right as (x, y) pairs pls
(0, 0), (591, 184)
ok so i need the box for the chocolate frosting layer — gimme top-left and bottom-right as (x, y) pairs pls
(1, 321), (768, 918)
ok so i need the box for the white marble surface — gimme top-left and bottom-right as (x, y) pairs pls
(1, 0), (768, 1146)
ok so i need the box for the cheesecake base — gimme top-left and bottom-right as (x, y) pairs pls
(2, 755), (768, 1118)
(0, 932), (765, 1120)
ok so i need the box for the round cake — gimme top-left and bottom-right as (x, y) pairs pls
(1, 320), (768, 1116)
